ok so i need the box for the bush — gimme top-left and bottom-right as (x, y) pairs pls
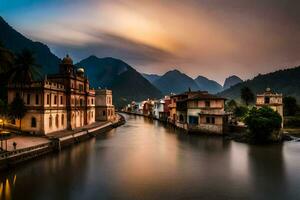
(245, 106), (282, 142)
(283, 96), (298, 116)
(234, 106), (249, 119)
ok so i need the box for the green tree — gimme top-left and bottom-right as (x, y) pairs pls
(234, 106), (249, 119)
(283, 96), (298, 116)
(9, 49), (41, 85)
(245, 106), (282, 142)
(241, 87), (255, 106)
(225, 99), (237, 113)
(0, 46), (15, 100)
(9, 93), (27, 131)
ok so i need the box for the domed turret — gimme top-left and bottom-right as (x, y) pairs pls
(62, 54), (73, 65)
(60, 54), (74, 74)
(77, 67), (85, 74)
(76, 67), (85, 77)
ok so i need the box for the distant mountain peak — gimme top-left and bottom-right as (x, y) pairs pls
(0, 16), (60, 74)
(194, 75), (223, 94)
(153, 69), (199, 95)
(223, 75), (243, 89)
(77, 56), (162, 107)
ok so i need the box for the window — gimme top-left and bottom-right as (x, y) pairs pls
(211, 117), (215, 124)
(206, 116), (215, 124)
(31, 117), (37, 128)
(206, 117), (210, 124)
(79, 84), (83, 92)
(179, 114), (184, 122)
(61, 114), (64, 126)
(55, 114), (59, 127)
(91, 111), (93, 118)
(189, 116), (199, 125)
(103, 110), (106, 116)
(80, 99), (83, 106)
(27, 94), (31, 105)
(47, 94), (50, 105)
(35, 94), (39, 105)
(205, 100), (210, 107)
(91, 98), (94, 105)
(265, 96), (270, 104)
(49, 115), (52, 128)
(54, 95), (57, 105)
(60, 96), (63, 105)
(88, 99), (90, 105)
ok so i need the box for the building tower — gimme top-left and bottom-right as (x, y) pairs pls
(256, 88), (283, 127)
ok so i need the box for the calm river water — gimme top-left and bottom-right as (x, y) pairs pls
(1, 114), (300, 200)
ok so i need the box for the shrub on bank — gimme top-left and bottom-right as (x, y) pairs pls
(245, 106), (282, 142)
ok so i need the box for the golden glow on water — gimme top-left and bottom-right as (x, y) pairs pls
(12, 176), (16, 186)
(0, 115), (299, 199)
(5, 179), (10, 200)
(0, 183), (3, 199)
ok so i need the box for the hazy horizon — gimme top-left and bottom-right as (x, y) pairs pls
(1, 0), (300, 84)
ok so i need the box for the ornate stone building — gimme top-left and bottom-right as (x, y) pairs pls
(256, 88), (283, 126)
(95, 89), (115, 121)
(7, 55), (96, 135)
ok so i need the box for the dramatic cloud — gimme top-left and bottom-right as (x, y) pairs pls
(1, 0), (300, 83)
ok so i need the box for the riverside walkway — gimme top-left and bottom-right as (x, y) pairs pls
(0, 114), (125, 170)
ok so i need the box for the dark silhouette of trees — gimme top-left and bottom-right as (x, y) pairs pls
(241, 87), (254, 106)
(9, 48), (41, 85)
(9, 93), (27, 131)
(245, 106), (282, 142)
(283, 96), (298, 116)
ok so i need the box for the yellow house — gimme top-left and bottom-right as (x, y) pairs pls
(256, 88), (283, 127)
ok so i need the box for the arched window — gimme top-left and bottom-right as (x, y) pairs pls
(179, 114), (184, 122)
(61, 114), (64, 126)
(56, 114), (59, 128)
(49, 115), (52, 128)
(31, 117), (37, 127)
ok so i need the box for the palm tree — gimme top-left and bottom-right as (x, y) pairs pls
(9, 93), (27, 131)
(9, 49), (41, 86)
(0, 45), (15, 100)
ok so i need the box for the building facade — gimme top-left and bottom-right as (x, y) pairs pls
(95, 89), (115, 121)
(7, 55), (96, 135)
(171, 91), (229, 134)
(256, 88), (283, 126)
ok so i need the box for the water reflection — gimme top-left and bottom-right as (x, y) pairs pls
(0, 114), (298, 200)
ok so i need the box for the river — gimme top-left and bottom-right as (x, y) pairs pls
(1, 114), (300, 200)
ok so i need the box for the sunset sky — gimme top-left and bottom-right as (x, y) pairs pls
(1, 0), (300, 84)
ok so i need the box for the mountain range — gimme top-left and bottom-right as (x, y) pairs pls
(152, 70), (199, 95)
(77, 56), (162, 107)
(143, 71), (242, 95)
(1, 16), (300, 106)
(223, 75), (243, 90)
(0, 16), (60, 75)
(219, 66), (300, 102)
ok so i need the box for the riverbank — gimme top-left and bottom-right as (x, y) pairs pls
(0, 114), (125, 171)
(122, 111), (300, 144)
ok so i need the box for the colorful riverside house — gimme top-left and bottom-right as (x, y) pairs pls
(153, 96), (171, 121)
(256, 88), (283, 127)
(143, 99), (154, 116)
(173, 90), (229, 134)
(153, 99), (164, 119)
(7, 55), (96, 135)
(95, 89), (116, 121)
(168, 92), (196, 125)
